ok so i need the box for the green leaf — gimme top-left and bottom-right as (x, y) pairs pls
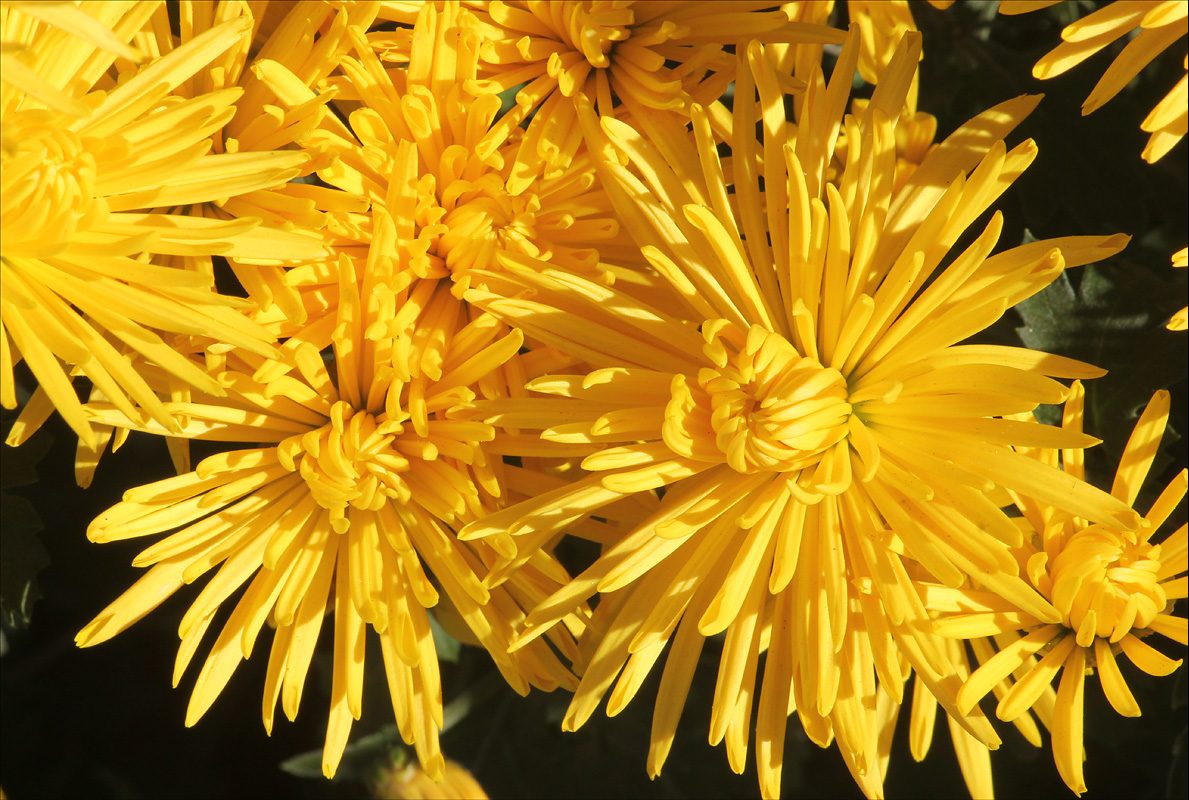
(280, 724), (406, 782)
(1015, 259), (1186, 471)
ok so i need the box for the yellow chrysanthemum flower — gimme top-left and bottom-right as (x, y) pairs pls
(446, 0), (844, 183)
(239, 0), (649, 410)
(1000, 0), (1189, 163)
(456, 32), (1141, 799)
(75, 249), (582, 780)
(5, 2), (369, 488)
(0, 1), (328, 448)
(931, 382), (1187, 795)
(305, 0), (643, 281)
(224, 0), (647, 398)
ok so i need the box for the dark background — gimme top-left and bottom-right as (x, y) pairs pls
(2, 2), (1186, 798)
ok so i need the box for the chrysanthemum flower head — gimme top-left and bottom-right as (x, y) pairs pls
(297, 0), (643, 296)
(664, 320), (851, 479)
(934, 383), (1187, 796)
(248, 0), (657, 402)
(456, 30), (1142, 799)
(1001, 0), (1188, 163)
(1, 1), (330, 449)
(204, 0), (648, 447)
(75, 240), (581, 780)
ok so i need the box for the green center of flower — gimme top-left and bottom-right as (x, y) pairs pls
(1046, 525), (1167, 643)
(1, 110), (104, 258)
(664, 321), (852, 475)
(278, 401), (410, 533)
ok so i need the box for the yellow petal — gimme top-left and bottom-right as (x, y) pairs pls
(1051, 644), (1088, 795)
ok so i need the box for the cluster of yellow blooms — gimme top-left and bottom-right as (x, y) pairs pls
(1, 1), (1185, 798)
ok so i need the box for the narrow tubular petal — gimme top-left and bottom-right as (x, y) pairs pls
(324, 535), (365, 778)
(996, 632), (1076, 721)
(76, 555), (190, 647)
(755, 587), (794, 799)
(1147, 613), (1189, 644)
(1052, 645), (1088, 795)
(1144, 469), (1188, 532)
(81, 16), (253, 139)
(957, 625), (1062, 714)
(940, 709), (992, 794)
(647, 596), (709, 777)
(1111, 390), (1170, 505)
(1094, 638), (1141, 717)
(908, 673), (937, 762)
(280, 530), (338, 722)
(1118, 632), (1184, 676)
(1083, 23), (1186, 115)
(708, 554), (769, 748)
(932, 435), (1141, 530)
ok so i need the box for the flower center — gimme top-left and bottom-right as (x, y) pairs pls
(569, 2), (634, 69)
(664, 321), (852, 475)
(278, 401), (410, 533)
(406, 145), (541, 277)
(1046, 526), (1167, 642)
(1, 110), (105, 258)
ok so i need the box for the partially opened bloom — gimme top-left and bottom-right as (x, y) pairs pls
(456, 32), (1140, 799)
(1000, 0), (1188, 162)
(76, 246), (581, 779)
(932, 384), (1187, 795)
(1, 2), (328, 448)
